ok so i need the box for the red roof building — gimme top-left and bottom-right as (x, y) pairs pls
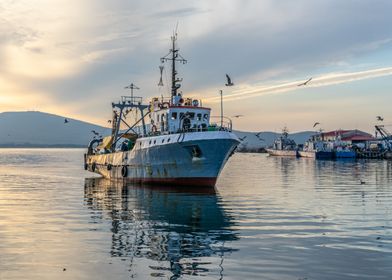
(313, 129), (374, 143)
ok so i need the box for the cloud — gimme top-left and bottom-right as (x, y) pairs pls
(1, 0), (392, 130)
(205, 66), (392, 103)
(151, 7), (206, 18)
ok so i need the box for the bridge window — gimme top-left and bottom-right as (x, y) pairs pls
(197, 113), (202, 121)
(171, 112), (177, 120)
(203, 113), (209, 120)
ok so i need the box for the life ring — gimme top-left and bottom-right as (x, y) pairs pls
(91, 162), (96, 172)
(121, 165), (128, 177)
(107, 164), (112, 171)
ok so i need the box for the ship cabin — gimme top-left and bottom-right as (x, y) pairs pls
(149, 95), (211, 134)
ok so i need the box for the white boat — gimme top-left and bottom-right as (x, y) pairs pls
(84, 34), (240, 187)
(267, 127), (298, 157)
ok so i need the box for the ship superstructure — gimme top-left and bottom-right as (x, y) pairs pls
(84, 34), (239, 187)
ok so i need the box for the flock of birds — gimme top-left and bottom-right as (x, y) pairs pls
(61, 75), (385, 145)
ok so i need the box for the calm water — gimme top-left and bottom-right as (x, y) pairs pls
(0, 149), (392, 280)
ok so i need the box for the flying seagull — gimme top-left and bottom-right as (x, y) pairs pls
(255, 133), (264, 141)
(232, 114), (243, 118)
(313, 122), (320, 128)
(225, 74), (234, 86)
(239, 136), (247, 141)
(376, 116), (384, 121)
(64, 118), (69, 124)
(297, 77), (312, 86)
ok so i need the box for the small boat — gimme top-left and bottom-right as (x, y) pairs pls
(266, 128), (299, 157)
(298, 139), (334, 160)
(298, 140), (316, 158)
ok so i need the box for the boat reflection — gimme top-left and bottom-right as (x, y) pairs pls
(84, 177), (238, 279)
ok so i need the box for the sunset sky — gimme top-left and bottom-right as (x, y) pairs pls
(1, 0), (392, 133)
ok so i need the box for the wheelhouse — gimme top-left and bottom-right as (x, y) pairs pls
(149, 96), (211, 134)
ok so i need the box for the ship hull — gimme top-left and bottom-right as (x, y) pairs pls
(266, 149), (298, 157)
(335, 151), (356, 159)
(316, 151), (335, 160)
(86, 131), (239, 187)
(298, 151), (316, 158)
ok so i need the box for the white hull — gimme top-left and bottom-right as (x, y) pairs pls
(298, 151), (316, 158)
(266, 149), (298, 157)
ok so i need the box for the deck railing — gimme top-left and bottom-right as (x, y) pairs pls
(209, 116), (233, 132)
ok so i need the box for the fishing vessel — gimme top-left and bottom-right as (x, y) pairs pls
(266, 128), (299, 157)
(84, 34), (240, 187)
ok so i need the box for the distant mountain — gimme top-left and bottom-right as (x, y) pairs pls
(0, 111), (315, 149)
(233, 130), (316, 151)
(0, 111), (110, 147)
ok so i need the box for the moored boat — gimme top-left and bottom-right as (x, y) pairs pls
(84, 34), (240, 187)
(266, 127), (299, 157)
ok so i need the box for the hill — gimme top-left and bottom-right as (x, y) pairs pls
(0, 111), (110, 147)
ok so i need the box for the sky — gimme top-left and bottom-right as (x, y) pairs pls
(1, 0), (392, 133)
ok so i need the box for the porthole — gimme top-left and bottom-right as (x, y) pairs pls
(162, 139), (165, 143)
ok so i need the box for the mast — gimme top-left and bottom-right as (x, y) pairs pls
(124, 83), (140, 104)
(161, 33), (187, 98)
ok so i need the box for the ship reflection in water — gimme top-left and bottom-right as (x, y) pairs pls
(84, 178), (238, 279)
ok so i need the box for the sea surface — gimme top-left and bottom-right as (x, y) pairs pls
(0, 149), (392, 280)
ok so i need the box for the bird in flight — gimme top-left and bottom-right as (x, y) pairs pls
(376, 116), (384, 121)
(254, 132), (264, 141)
(313, 122), (320, 128)
(239, 136), (247, 141)
(64, 118), (69, 124)
(232, 114), (243, 118)
(225, 74), (234, 86)
(297, 77), (312, 86)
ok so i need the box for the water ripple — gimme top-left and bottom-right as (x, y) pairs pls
(1, 150), (392, 279)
